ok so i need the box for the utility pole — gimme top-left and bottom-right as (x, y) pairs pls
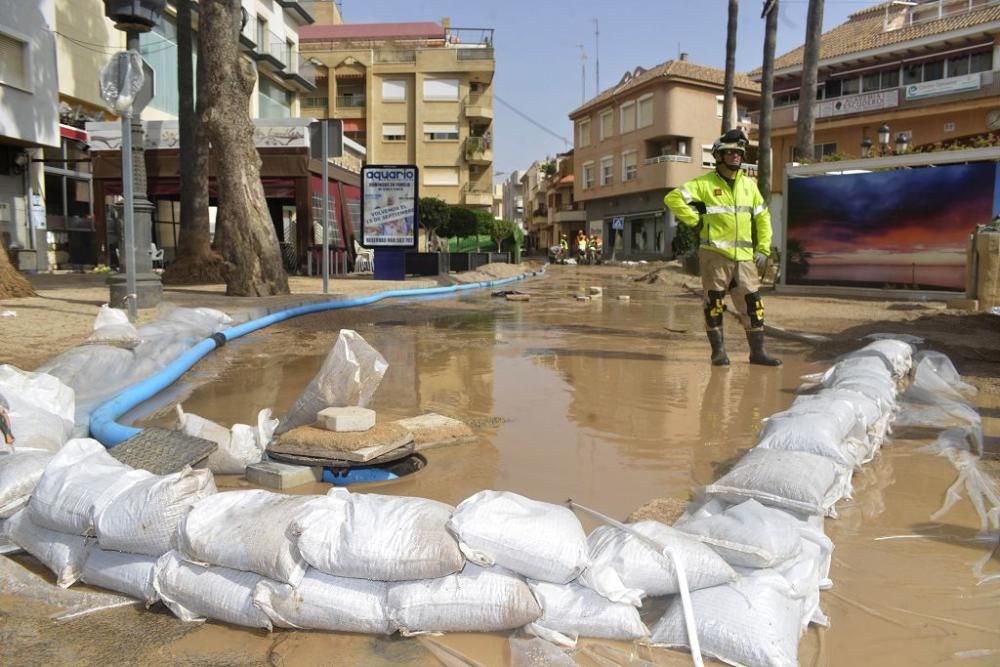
(593, 18), (600, 93)
(576, 44), (587, 104)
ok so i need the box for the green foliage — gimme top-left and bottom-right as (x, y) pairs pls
(541, 160), (557, 178)
(671, 223), (699, 258)
(489, 219), (517, 251)
(446, 206), (479, 240)
(419, 197), (449, 235)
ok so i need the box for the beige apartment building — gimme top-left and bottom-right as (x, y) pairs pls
(568, 57), (759, 260)
(756, 0), (1000, 200)
(297, 18), (496, 208)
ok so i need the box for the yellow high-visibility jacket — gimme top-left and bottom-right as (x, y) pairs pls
(663, 169), (771, 262)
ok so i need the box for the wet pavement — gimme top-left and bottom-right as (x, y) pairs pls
(4, 269), (998, 665)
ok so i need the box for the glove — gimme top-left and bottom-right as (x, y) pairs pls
(754, 251), (768, 274)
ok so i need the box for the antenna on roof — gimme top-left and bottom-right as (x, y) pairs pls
(575, 44), (587, 104)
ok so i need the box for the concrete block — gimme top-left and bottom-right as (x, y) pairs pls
(506, 293), (530, 302)
(246, 461), (322, 489)
(394, 413), (476, 451)
(617, 295), (631, 302)
(318, 406), (376, 432)
(588, 286), (603, 296)
(946, 298), (978, 311)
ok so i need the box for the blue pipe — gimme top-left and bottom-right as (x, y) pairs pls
(90, 269), (545, 448)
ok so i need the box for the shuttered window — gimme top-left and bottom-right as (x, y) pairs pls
(382, 79), (407, 101)
(423, 78), (459, 101)
(423, 167), (459, 186)
(382, 124), (406, 141)
(423, 123), (458, 141)
(0, 33), (27, 89)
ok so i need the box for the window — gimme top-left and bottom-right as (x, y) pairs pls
(382, 124), (406, 141)
(923, 60), (944, 81)
(862, 72), (881, 92)
(774, 91), (799, 107)
(0, 32), (27, 89)
(882, 69), (899, 88)
(841, 77), (860, 96)
(423, 78), (459, 101)
(701, 144), (715, 168)
(382, 79), (407, 102)
(256, 18), (267, 50)
(423, 123), (458, 141)
(970, 52), (992, 73)
(141, 14), (182, 115)
(577, 118), (591, 147)
(620, 101), (636, 133)
(716, 95), (724, 118)
(948, 54), (970, 77)
(303, 96), (327, 109)
(423, 167), (459, 186)
(622, 150), (637, 182)
(599, 110), (613, 140)
(600, 156), (613, 186)
(637, 94), (653, 128)
(822, 79), (841, 99)
(903, 64), (922, 85)
(813, 143), (837, 161)
(582, 162), (595, 189)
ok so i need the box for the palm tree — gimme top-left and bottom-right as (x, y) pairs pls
(794, 0), (824, 162)
(722, 0), (739, 133)
(758, 0), (779, 200)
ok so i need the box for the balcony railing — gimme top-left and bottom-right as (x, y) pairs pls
(374, 50), (416, 63)
(445, 27), (494, 47)
(644, 154), (693, 166)
(465, 135), (492, 155)
(336, 95), (366, 107)
(457, 48), (495, 60)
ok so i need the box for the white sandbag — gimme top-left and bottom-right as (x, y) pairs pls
(765, 529), (834, 630)
(0, 448), (54, 518)
(294, 489), (463, 581)
(793, 388), (884, 435)
(704, 448), (852, 517)
(94, 467), (216, 556)
(153, 550), (271, 628)
(579, 521), (735, 602)
(29, 438), (152, 535)
(5, 508), (89, 587)
(525, 579), (649, 648)
(177, 405), (276, 474)
(253, 568), (392, 634)
(81, 547), (159, 605)
(176, 489), (319, 586)
(0, 365), (75, 452)
(87, 304), (141, 349)
(674, 499), (804, 569)
(649, 569), (805, 667)
(850, 337), (914, 379)
(388, 564), (542, 635)
(756, 411), (867, 469)
(447, 490), (588, 584)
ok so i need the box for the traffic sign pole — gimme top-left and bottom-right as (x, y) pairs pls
(120, 106), (137, 321)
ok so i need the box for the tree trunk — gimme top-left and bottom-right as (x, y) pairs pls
(721, 0), (739, 133)
(199, 0), (288, 296)
(794, 0), (824, 162)
(0, 248), (34, 299)
(758, 0), (779, 201)
(163, 0), (224, 285)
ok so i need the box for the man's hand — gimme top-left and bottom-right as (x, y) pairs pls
(754, 251), (768, 274)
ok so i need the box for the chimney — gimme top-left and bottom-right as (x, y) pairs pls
(441, 16), (451, 29)
(679, 52), (688, 61)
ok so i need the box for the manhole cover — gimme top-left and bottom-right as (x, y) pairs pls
(109, 427), (217, 475)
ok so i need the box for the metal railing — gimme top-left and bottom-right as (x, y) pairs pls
(465, 135), (492, 154)
(445, 27), (494, 47)
(644, 154), (693, 165)
(336, 94), (366, 107)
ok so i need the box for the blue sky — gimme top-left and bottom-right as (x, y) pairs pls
(342, 0), (872, 178)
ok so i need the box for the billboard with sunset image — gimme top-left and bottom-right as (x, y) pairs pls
(785, 161), (998, 291)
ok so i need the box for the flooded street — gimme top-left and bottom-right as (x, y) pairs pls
(5, 269), (998, 665)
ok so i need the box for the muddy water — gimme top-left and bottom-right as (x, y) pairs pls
(7, 272), (998, 665)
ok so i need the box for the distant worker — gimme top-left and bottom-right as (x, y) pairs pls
(559, 234), (569, 261)
(576, 231), (588, 261)
(664, 128), (781, 367)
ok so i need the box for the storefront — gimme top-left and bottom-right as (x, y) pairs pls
(584, 193), (674, 260)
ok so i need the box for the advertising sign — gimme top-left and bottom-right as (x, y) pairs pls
(785, 162), (997, 291)
(361, 165), (419, 248)
(794, 89), (899, 121)
(905, 73), (981, 100)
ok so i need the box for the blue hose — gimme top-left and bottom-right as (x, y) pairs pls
(90, 269), (544, 448)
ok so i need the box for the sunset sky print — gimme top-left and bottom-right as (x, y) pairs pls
(786, 161), (996, 271)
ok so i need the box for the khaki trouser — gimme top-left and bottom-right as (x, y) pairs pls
(699, 248), (760, 330)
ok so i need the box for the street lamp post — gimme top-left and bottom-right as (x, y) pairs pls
(895, 133), (910, 155)
(104, 0), (165, 312)
(860, 137), (873, 158)
(877, 123), (891, 156)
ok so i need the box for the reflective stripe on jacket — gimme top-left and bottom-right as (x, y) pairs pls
(663, 169), (771, 262)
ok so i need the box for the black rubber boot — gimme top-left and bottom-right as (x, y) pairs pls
(747, 329), (782, 366)
(707, 329), (730, 366)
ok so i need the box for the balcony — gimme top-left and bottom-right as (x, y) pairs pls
(552, 204), (586, 224)
(374, 50), (416, 64)
(463, 185), (493, 207)
(464, 136), (493, 165)
(275, 0), (313, 24)
(282, 55), (318, 92)
(336, 94), (366, 107)
(251, 30), (289, 71)
(643, 154), (693, 166)
(464, 92), (493, 120)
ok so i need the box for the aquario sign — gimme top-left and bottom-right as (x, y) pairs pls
(361, 165), (419, 248)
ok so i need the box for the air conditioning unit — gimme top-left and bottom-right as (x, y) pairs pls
(0, 202), (10, 223)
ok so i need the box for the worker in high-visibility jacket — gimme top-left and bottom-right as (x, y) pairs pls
(664, 128), (781, 367)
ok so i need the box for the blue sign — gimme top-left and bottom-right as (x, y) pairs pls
(612, 216), (625, 231)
